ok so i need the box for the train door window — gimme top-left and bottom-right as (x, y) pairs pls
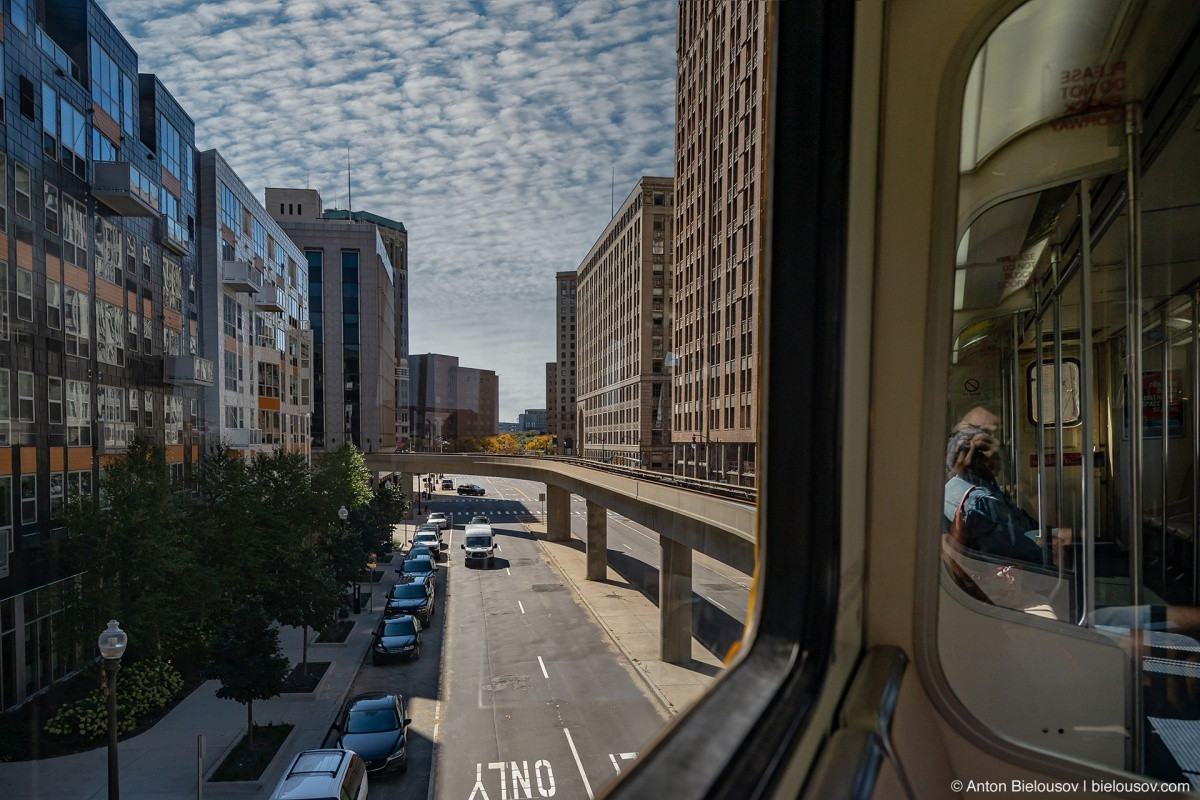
(938, 0), (1200, 785)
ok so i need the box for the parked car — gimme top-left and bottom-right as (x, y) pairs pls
(400, 555), (436, 581)
(457, 484), (486, 496)
(441, 478), (453, 490)
(405, 545), (436, 563)
(425, 511), (449, 530)
(372, 614), (422, 664)
(385, 576), (435, 623)
(469, 514), (490, 525)
(268, 749), (368, 800)
(411, 530), (443, 558)
(335, 693), (411, 774)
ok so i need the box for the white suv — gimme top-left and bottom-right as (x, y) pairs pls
(426, 511), (449, 531)
(269, 749), (367, 800)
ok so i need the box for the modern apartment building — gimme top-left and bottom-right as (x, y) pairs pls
(408, 353), (499, 444)
(576, 177), (673, 471)
(551, 271), (578, 455)
(0, 0), (208, 708)
(267, 189), (398, 454)
(672, 0), (766, 486)
(196, 152), (310, 459)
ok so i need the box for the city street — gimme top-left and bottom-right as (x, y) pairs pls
(339, 476), (717, 799)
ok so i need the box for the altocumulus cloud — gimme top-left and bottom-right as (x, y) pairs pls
(98, 0), (676, 420)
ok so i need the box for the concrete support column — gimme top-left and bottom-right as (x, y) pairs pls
(401, 472), (415, 519)
(585, 500), (607, 581)
(546, 485), (571, 542)
(660, 536), (693, 664)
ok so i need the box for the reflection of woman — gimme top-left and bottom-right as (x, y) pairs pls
(944, 425), (1046, 566)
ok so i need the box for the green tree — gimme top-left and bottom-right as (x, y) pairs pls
(62, 438), (196, 662)
(207, 605), (289, 745)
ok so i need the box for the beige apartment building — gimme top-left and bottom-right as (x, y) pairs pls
(576, 177), (674, 471)
(551, 271), (578, 455)
(672, 0), (766, 486)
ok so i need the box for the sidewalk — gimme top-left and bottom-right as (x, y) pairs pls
(0, 565), (395, 800)
(0, 514), (728, 799)
(522, 518), (727, 716)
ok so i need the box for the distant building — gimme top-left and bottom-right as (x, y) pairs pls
(551, 272), (578, 454)
(408, 353), (499, 444)
(498, 422), (520, 434)
(267, 189), (398, 454)
(576, 177), (673, 471)
(518, 409), (547, 433)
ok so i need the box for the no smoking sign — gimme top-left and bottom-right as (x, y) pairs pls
(964, 378), (980, 393)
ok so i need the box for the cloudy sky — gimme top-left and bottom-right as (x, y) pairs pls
(99, 0), (677, 422)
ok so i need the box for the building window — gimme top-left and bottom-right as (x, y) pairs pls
(58, 99), (86, 178)
(64, 289), (89, 358)
(156, 113), (181, 179)
(47, 377), (62, 426)
(144, 391), (153, 429)
(0, 370), (9, 445)
(41, 83), (57, 157)
(223, 295), (237, 338)
(224, 351), (238, 391)
(257, 362), (280, 399)
(95, 301), (124, 367)
(220, 183), (241, 235)
(49, 472), (64, 515)
(15, 270), (32, 322)
(44, 183), (59, 234)
(13, 164), (31, 219)
(20, 475), (35, 525)
(62, 194), (87, 267)
(120, 75), (136, 138)
(66, 380), (91, 446)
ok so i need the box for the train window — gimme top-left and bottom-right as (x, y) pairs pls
(939, 0), (1200, 784)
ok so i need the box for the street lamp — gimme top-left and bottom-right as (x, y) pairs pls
(98, 620), (127, 800)
(338, 505), (349, 522)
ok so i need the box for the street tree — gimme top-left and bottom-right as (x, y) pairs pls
(62, 437), (195, 663)
(207, 604), (289, 745)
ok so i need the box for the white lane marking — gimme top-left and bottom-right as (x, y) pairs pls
(518, 600), (525, 614)
(563, 728), (594, 799)
(469, 763), (490, 800)
(609, 754), (619, 772)
(621, 543), (631, 551)
(538, 655), (549, 680)
(711, 599), (728, 611)
(433, 722), (439, 738)
(506, 567), (511, 576)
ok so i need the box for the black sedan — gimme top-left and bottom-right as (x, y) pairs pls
(457, 483), (486, 496)
(399, 555), (436, 581)
(335, 692), (411, 773)
(372, 614), (422, 664)
(385, 577), (434, 624)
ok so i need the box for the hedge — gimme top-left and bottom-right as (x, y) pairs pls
(44, 660), (184, 740)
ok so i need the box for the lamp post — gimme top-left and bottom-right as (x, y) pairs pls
(98, 620), (127, 800)
(339, 506), (360, 614)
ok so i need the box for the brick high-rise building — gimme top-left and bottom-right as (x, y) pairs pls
(408, 353), (498, 444)
(672, 0), (765, 485)
(551, 271), (578, 455)
(576, 177), (673, 471)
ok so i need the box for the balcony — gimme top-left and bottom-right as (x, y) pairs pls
(222, 260), (265, 294)
(223, 428), (263, 448)
(164, 356), (215, 388)
(159, 215), (191, 255)
(254, 284), (286, 312)
(91, 162), (160, 217)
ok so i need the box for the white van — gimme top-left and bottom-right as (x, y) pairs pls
(461, 523), (496, 568)
(269, 749), (367, 800)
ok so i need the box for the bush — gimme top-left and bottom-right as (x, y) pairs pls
(44, 660), (184, 741)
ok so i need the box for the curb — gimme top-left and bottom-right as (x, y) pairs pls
(524, 522), (677, 718)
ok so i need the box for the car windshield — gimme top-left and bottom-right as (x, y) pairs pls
(415, 534), (438, 543)
(402, 560), (431, 574)
(471, 517), (487, 523)
(382, 619), (417, 637)
(345, 707), (399, 734)
(390, 584), (425, 599)
(466, 536), (492, 548)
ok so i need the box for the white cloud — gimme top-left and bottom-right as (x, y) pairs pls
(99, 0), (676, 420)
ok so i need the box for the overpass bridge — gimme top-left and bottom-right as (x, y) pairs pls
(363, 453), (756, 662)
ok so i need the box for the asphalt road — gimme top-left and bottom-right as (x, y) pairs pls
(337, 479), (672, 799)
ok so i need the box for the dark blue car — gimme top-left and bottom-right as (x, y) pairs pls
(372, 614), (421, 664)
(385, 577), (434, 624)
(335, 692), (411, 774)
(400, 555), (436, 581)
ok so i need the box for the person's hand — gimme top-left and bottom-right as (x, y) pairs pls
(950, 431), (997, 477)
(1051, 527), (1072, 567)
